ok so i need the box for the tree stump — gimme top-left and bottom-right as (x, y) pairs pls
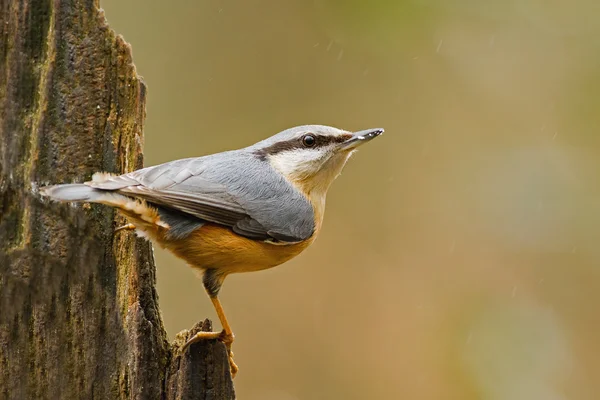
(0, 1), (235, 398)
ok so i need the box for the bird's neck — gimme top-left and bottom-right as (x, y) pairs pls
(290, 176), (330, 234)
(307, 187), (327, 232)
(294, 153), (353, 231)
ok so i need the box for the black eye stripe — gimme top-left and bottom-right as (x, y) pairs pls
(254, 134), (352, 160)
(305, 134), (346, 147)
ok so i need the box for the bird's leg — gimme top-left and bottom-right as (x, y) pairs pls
(181, 269), (238, 377)
(115, 223), (136, 232)
(210, 295), (238, 375)
(180, 297), (235, 346)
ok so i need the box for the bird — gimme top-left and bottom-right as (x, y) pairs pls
(40, 124), (383, 377)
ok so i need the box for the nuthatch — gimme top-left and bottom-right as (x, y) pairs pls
(41, 125), (383, 377)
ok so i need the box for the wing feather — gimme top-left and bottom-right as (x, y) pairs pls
(85, 154), (315, 242)
(119, 186), (246, 227)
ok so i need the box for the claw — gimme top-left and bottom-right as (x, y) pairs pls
(115, 223), (136, 232)
(181, 330), (221, 352)
(181, 329), (238, 378)
(228, 354), (239, 378)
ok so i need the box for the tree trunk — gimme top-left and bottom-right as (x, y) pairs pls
(0, 1), (235, 399)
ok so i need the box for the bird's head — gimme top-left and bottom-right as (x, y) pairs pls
(251, 125), (383, 195)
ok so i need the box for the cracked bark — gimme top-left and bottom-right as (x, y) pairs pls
(0, 1), (235, 399)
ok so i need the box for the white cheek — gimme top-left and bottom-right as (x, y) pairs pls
(268, 148), (327, 179)
(268, 146), (353, 195)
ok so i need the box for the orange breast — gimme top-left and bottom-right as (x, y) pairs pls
(158, 223), (315, 274)
(114, 199), (318, 275)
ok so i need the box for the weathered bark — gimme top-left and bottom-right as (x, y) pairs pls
(0, 1), (235, 399)
(168, 320), (236, 400)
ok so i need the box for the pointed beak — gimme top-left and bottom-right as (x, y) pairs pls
(339, 128), (384, 151)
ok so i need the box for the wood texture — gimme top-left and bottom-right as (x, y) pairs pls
(0, 0), (235, 398)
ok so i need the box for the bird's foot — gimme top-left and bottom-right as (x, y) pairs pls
(227, 351), (239, 378)
(115, 223), (136, 232)
(182, 330), (238, 378)
(182, 329), (234, 349)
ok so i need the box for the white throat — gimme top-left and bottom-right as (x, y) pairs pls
(268, 148), (353, 227)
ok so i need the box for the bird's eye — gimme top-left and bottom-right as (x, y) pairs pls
(302, 134), (316, 147)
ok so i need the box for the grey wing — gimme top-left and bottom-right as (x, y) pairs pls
(87, 153), (315, 242)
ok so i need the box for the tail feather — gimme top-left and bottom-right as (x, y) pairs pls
(41, 183), (174, 234)
(40, 183), (104, 202)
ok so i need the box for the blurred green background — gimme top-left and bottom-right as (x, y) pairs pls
(101, 1), (600, 399)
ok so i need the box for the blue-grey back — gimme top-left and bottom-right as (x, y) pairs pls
(121, 149), (315, 242)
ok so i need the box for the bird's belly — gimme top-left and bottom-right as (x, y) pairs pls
(159, 223), (314, 274)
